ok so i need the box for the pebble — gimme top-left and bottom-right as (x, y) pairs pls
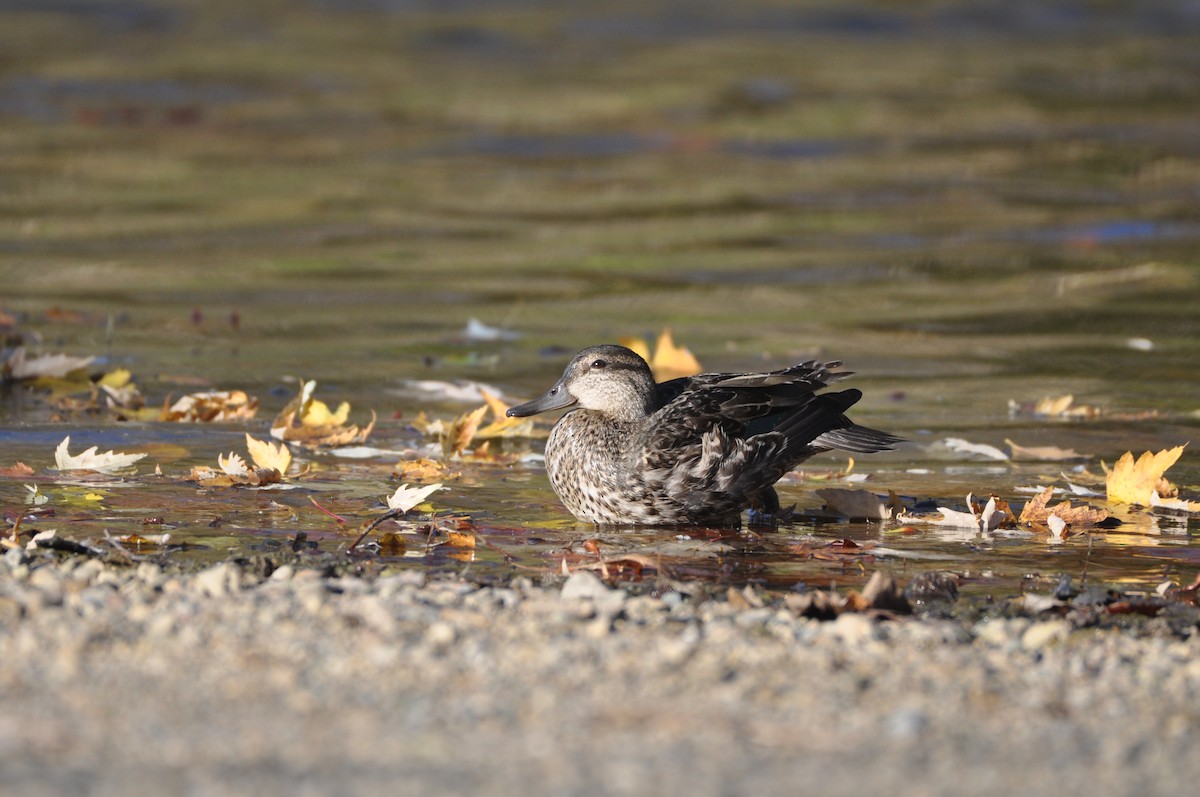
(1022, 619), (1072, 651)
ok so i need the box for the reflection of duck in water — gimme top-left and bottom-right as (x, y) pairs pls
(508, 344), (902, 526)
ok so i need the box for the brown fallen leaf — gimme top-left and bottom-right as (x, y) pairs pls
(395, 458), (457, 482)
(190, 464), (282, 487)
(1105, 445), (1186, 506)
(815, 488), (903, 521)
(162, 389), (259, 422)
(1005, 439), (1088, 462)
(0, 462), (35, 478)
(1019, 485), (1109, 528)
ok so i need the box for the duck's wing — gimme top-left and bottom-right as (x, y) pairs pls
(639, 362), (901, 512)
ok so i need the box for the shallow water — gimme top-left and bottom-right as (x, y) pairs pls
(1, 0), (1198, 599)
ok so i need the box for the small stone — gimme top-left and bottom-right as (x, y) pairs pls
(136, 562), (165, 588)
(560, 571), (610, 602)
(28, 567), (64, 606)
(3, 547), (29, 571)
(194, 562), (239, 598)
(425, 621), (456, 647)
(269, 564), (295, 581)
(1022, 619), (1071, 650)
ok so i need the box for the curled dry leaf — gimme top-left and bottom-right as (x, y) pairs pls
(1105, 445), (1186, 506)
(815, 488), (904, 522)
(162, 389), (259, 422)
(271, 380), (375, 448)
(54, 436), (147, 473)
(0, 462), (36, 478)
(1019, 485), (1109, 528)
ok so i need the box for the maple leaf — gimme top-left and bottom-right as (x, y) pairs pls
(1018, 485), (1109, 528)
(1105, 445), (1187, 506)
(0, 462), (36, 478)
(618, 328), (702, 381)
(385, 483), (443, 513)
(217, 452), (251, 477)
(245, 434), (292, 474)
(162, 390), (259, 422)
(54, 436), (147, 473)
(4, 348), (95, 380)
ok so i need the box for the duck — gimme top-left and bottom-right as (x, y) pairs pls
(507, 344), (902, 526)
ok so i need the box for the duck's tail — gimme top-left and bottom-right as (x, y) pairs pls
(812, 424), (905, 454)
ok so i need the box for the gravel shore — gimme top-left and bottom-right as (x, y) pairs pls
(1, 547), (1198, 797)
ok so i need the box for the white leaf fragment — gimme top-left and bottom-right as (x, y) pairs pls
(386, 483), (443, 513)
(54, 436), (147, 473)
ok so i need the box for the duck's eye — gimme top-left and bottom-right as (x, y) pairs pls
(590, 359), (608, 369)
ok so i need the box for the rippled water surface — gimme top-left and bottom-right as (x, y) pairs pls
(1, 0), (1198, 599)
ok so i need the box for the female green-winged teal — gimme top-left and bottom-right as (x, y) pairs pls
(508, 344), (901, 526)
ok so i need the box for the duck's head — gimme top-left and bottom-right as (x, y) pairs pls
(507, 344), (657, 421)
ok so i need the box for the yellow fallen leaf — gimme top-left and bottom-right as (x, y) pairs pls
(618, 328), (703, 381)
(478, 387), (511, 420)
(649, 329), (703, 380)
(84, 493), (105, 502)
(271, 380), (374, 449)
(97, 368), (132, 389)
(1105, 445), (1187, 506)
(245, 434), (292, 475)
(395, 458), (456, 481)
(442, 405), (488, 459)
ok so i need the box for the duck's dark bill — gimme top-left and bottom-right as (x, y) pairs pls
(507, 384), (577, 417)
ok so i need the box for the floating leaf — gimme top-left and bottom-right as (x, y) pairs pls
(5, 348), (95, 380)
(1019, 485), (1109, 528)
(0, 462), (35, 478)
(271, 380), (374, 448)
(618, 328), (702, 381)
(395, 458), (456, 482)
(1150, 491), (1200, 513)
(245, 434), (292, 474)
(1005, 439), (1088, 462)
(386, 483), (443, 513)
(1008, 394), (1101, 420)
(815, 488), (903, 522)
(162, 389), (259, 422)
(54, 436), (147, 473)
(1105, 446), (1186, 506)
(943, 437), (1008, 461)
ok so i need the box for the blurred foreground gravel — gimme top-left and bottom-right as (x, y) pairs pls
(1, 548), (1198, 797)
